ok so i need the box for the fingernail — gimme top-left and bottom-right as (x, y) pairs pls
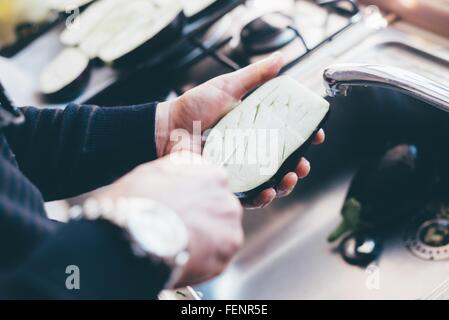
(282, 189), (294, 198)
(304, 158), (310, 167)
(262, 201), (271, 209)
(276, 190), (288, 198)
(298, 158), (311, 179)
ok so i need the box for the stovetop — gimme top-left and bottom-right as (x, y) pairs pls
(0, 0), (362, 108)
(172, 0), (362, 93)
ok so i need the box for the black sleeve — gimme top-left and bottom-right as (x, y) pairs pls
(4, 103), (159, 201)
(1, 219), (170, 299)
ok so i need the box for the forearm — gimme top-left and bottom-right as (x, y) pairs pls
(4, 103), (158, 200)
(1, 220), (170, 299)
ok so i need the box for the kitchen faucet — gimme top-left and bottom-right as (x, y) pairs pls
(323, 63), (449, 112)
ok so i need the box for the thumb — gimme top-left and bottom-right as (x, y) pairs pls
(208, 52), (284, 101)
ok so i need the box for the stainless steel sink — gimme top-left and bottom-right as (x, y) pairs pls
(197, 88), (449, 300)
(197, 17), (449, 300)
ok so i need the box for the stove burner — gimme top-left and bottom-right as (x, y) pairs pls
(240, 12), (298, 55)
(419, 220), (449, 247)
(404, 215), (449, 261)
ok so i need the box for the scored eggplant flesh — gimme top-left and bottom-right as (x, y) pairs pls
(39, 48), (90, 101)
(98, 2), (182, 64)
(181, 0), (218, 18)
(79, 0), (156, 59)
(60, 0), (124, 46)
(203, 76), (329, 197)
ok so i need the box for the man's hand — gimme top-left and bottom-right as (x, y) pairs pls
(94, 152), (243, 287)
(156, 53), (325, 209)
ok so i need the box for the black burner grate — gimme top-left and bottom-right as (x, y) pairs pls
(181, 0), (362, 74)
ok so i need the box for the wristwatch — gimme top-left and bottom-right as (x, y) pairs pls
(69, 197), (190, 289)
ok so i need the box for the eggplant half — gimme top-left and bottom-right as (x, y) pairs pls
(98, 3), (184, 67)
(181, 0), (219, 19)
(328, 144), (430, 242)
(78, 0), (157, 59)
(202, 76), (330, 199)
(60, 0), (123, 46)
(48, 0), (95, 12)
(60, 0), (183, 67)
(39, 47), (91, 102)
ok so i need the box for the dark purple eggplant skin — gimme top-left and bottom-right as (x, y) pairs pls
(345, 144), (430, 231)
(235, 110), (330, 200)
(109, 12), (185, 69)
(42, 62), (91, 103)
(185, 0), (232, 22)
(60, 0), (95, 13)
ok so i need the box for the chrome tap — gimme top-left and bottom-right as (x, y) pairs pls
(323, 63), (449, 112)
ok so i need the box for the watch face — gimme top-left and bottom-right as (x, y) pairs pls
(127, 201), (188, 259)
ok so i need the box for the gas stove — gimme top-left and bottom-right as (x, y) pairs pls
(2, 0), (367, 107)
(168, 0), (367, 93)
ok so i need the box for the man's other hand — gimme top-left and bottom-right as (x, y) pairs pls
(94, 152), (243, 287)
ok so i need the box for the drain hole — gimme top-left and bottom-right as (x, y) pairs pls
(418, 220), (449, 247)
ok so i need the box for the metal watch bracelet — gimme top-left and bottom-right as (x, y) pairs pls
(68, 197), (190, 289)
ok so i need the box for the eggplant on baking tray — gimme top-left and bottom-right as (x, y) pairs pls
(202, 76), (330, 199)
(98, 2), (183, 67)
(181, 0), (219, 20)
(60, 0), (184, 66)
(39, 47), (91, 102)
(328, 144), (431, 243)
(60, 0), (123, 46)
(48, 0), (95, 12)
(79, 0), (158, 59)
